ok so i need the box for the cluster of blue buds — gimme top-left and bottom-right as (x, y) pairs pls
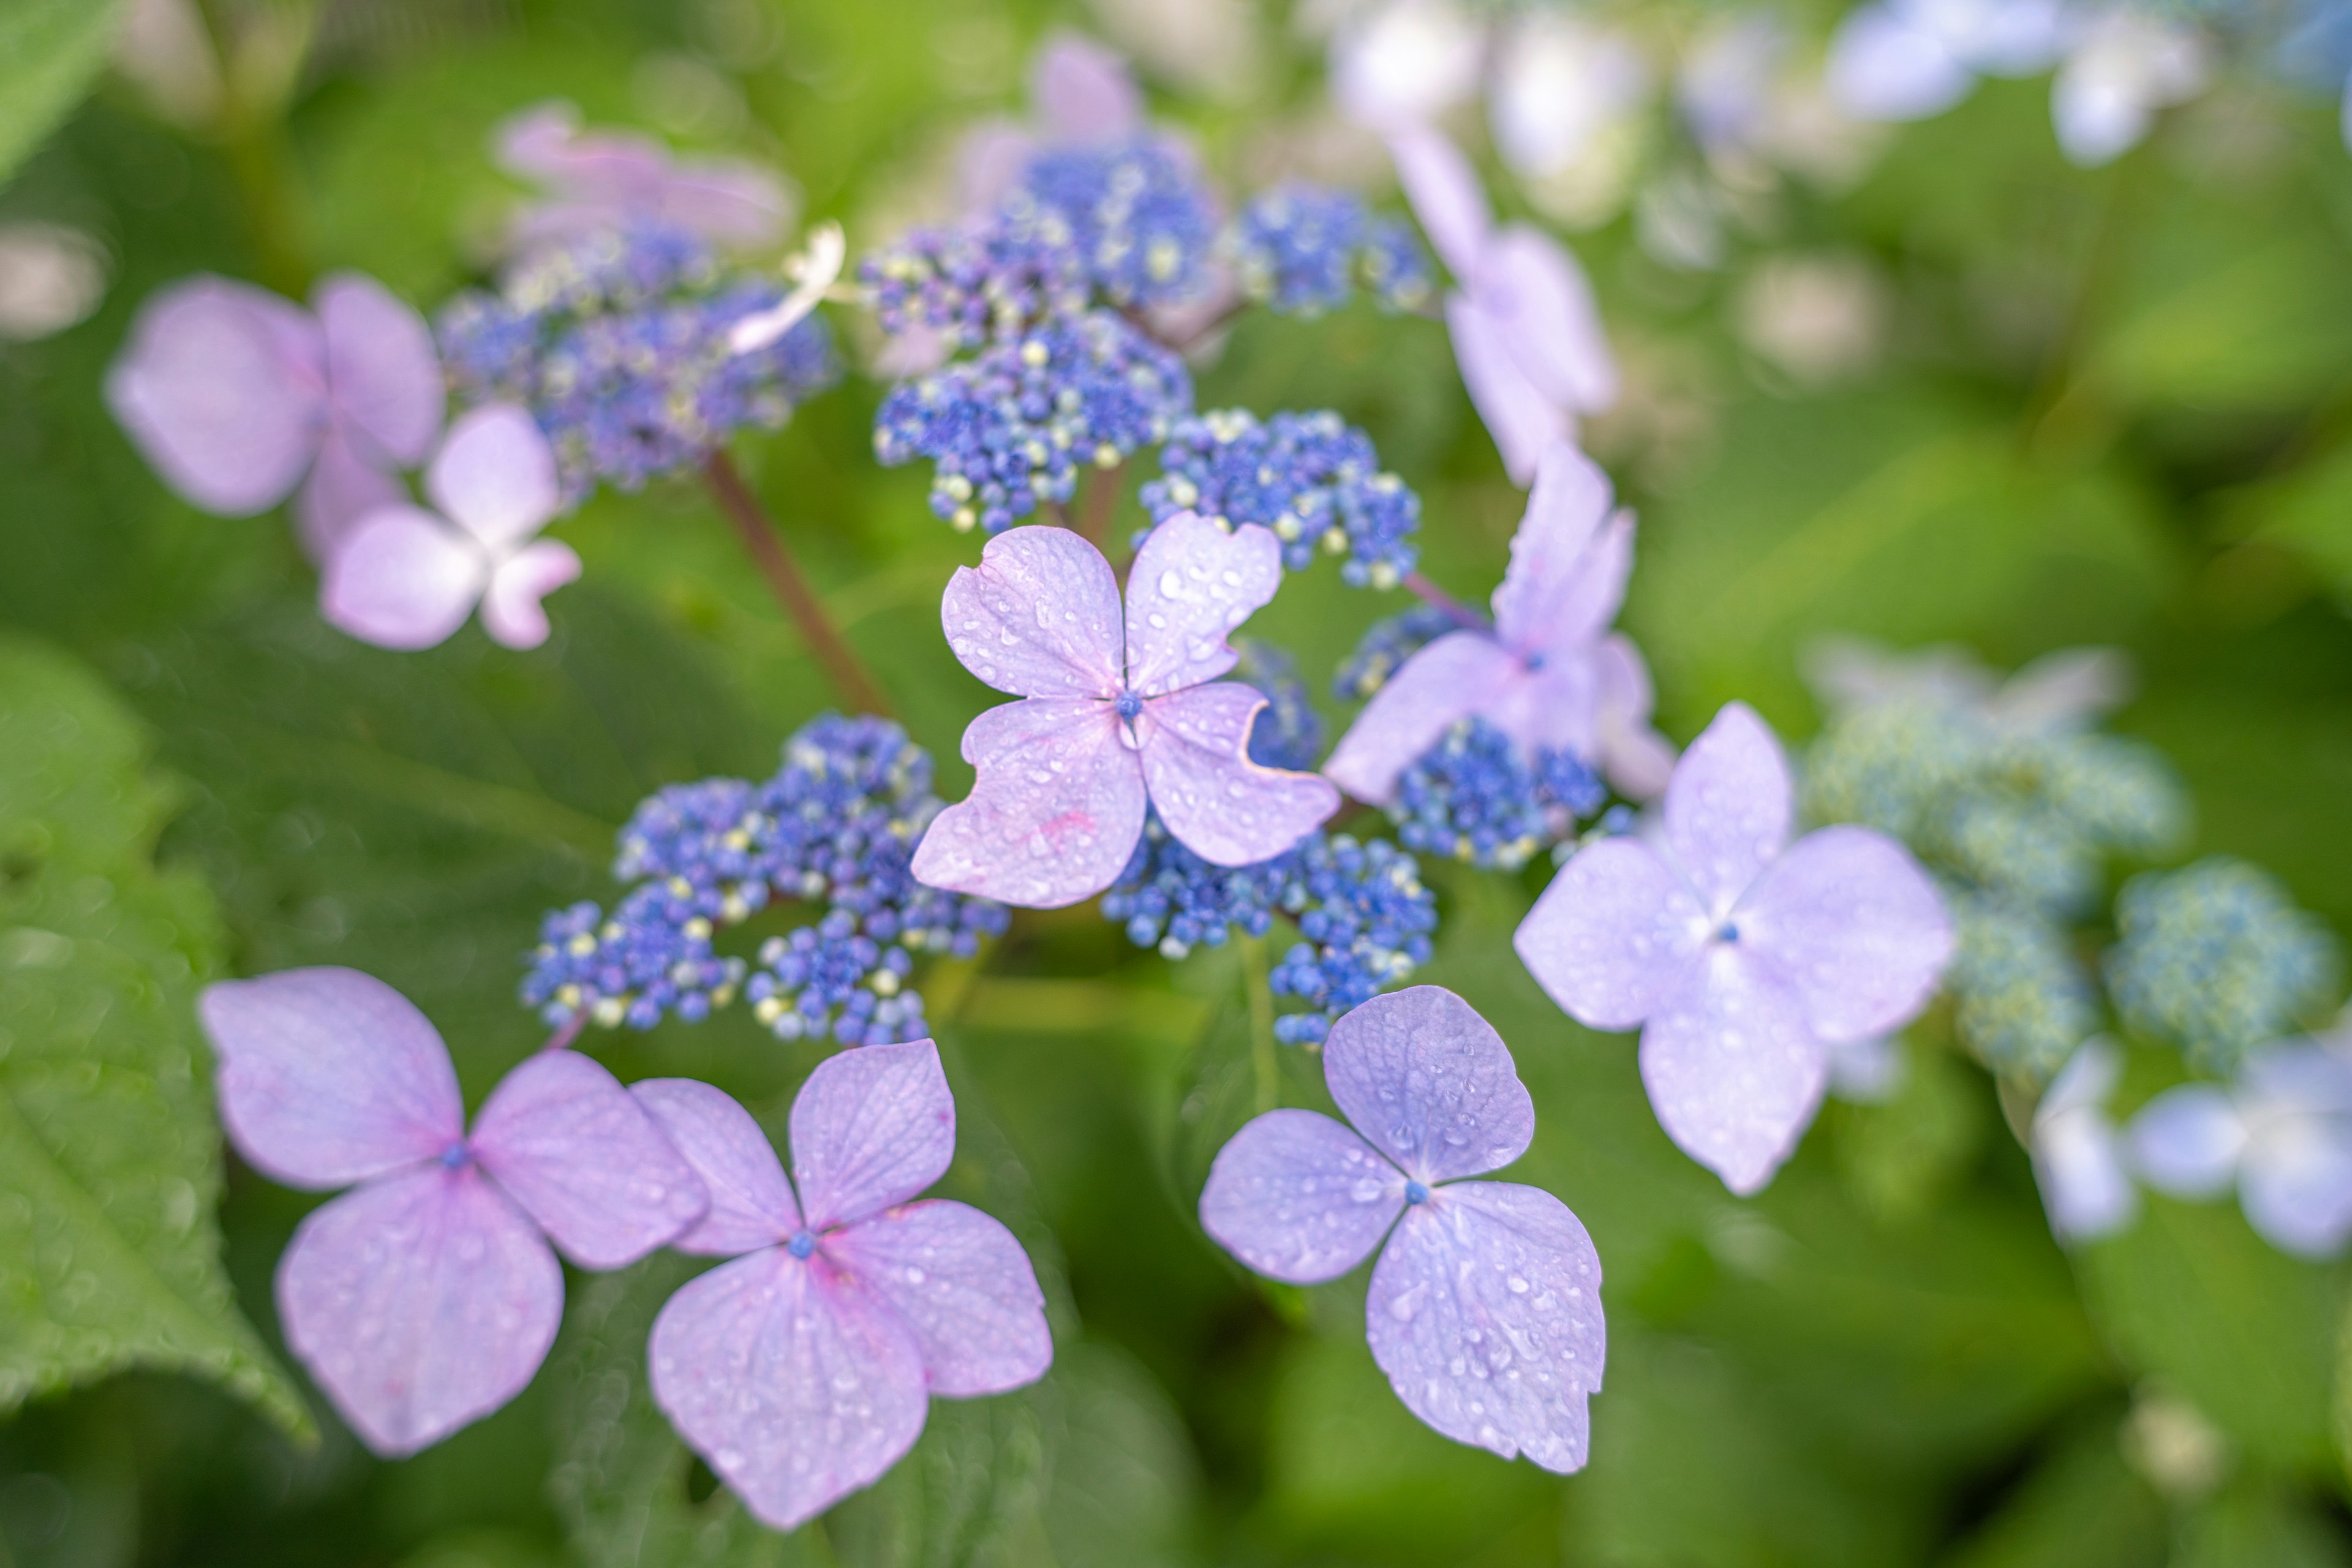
(1803, 695), (2188, 1078)
(439, 223), (840, 499)
(874, 311), (1191, 533)
(2105, 856), (2340, 1074)
(1001, 137), (1219, 309)
(522, 715), (1008, 1046)
(859, 226), (1090, 352)
(1227, 183), (1434, 318)
(1389, 718), (1606, 872)
(1099, 820), (1438, 1044)
(1232, 638), (1325, 772)
(1333, 605), (1460, 703)
(1139, 409), (1420, 587)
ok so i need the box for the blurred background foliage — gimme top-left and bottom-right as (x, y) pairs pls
(7, 0), (2352, 1563)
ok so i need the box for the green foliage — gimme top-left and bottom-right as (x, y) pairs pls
(0, 636), (304, 1434)
(0, 0), (127, 186)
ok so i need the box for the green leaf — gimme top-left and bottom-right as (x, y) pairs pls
(0, 635), (306, 1434)
(0, 0), (127, 187)
(1940, 1415), (2166, 1568)
(549, 1257), (1202, 1568)
(2173, 1483), (2352, 1568)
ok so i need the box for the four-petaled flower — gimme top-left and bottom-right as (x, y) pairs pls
(1200, 986), (1606, 1469)
(198, 968), (708, 1455)
(1388, 126), (1616, 485)
(911, 516), (1341, 908)
(1513, 702), (1953, 1194)
(635, 1041), (1052, 1529)
(2129, 1032), (2352, 1257)
(495, 100), (791, 257)
(321, 404), (582, 651)
(1326, 442), (1673, 807)
(105, 272), (442, 559)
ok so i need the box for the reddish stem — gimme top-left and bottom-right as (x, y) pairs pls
(1403, 570), (1490, 632)
(702, 451), (897, 720)
(1077, 461), (1126, 549)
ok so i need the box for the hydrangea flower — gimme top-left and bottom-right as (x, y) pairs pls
(1943, 889), (2097, 1082)
(524, 715), (1005, 1044)
(1326, 442), (1672, 806)
(1232, 637), (1325, 771)
(861, 225), (1091, 354)
(1226, 184), (1433, 316)
(1825, 0), (2073, 123)
(1334, 605), (1459, 703)
(494, 100), (790, 257)
(1390, 717), (1605, 872)
(2105, 858), (2340, 1075)
(437, 224), (840, 499)
(2029, 1037), (2138, 1243)
(1200, 986), (1604, 1469)
(955, 31), (1147, 219)
(1515, 703), (1953, 1194)
(106, 271), (442, 557)
(873, 309), (1191, 533)
(198, 968), (707, 1455)
(1268, 835), (1439, 1044)
(635, 1043), (1051, 1529)
(1001, 136), (1221, 311)
(2049, 10), (2210, 167)
(1387, 127), (1615, 484)
(911, 517), (1341, 907)
(320, 404), (579, 652)
(1140, 409), (1421, 587)
(2130, 1034), (2352, 1257)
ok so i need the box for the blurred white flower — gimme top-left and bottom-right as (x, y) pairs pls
(2031, 1038), (2139, 1243)
(1826, 0), (2072, 123)
(1489, 15), (1651, 181)
(2052, 10), (2209, 167)
(1085, 0), (1262, 100)
(112, 0), (225, 130)
(1329, 0), (1483, 131)
(1804, 636), (2134, 733)
(1828, 1035), (1909, 1102)
(0, 223), (109, 341)
(2129, 1033), (2352, 1257)
(1735, 252), (1890, 382)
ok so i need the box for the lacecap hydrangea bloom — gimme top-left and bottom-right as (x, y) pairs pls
(1515, 702), (1953, 1194)
(437, 222), (839, 499)
(2104, 857), (2340, 1075)
(1226, 182), (1434, 317)
(1200, 987), (1605, 1468)
(1389, 716), (1605, 872)
(107, 271), (442, 558)
(911, 516), (1340, 908)
(1139, 408), (1422, 588)
(524, 715), (1006, 1045)
(320, 404), (579, 652)
(198, 968), (707, 1455)
(2130, 1028), (2352, 1257)
(1326, 441), (1673, 809)
(636, 1044), (1051, 1529)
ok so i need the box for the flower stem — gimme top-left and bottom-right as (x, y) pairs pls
(540, 1014), (586, 1053)
(1240, 933), (1279, 1114)
(702, 451), (897, 720)
(1077, 461), (1126, 549)
(1403, 570), (1490, 631)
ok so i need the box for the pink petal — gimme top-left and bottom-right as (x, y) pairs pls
(1447, 294), (1572, 488)
(825, 1199), (1052, 1395)
(105, 276), (324, 515)
(940, 526), (1123, 698)
(1488, 443), (1617, 650)
(1480, 228), (1618, 413)
(1662, 701), (1791, 913)
(1594, 634), (1675, 800)
(467, 1051), (707, 1270)
(1738, 825), (1953, 1044)
(649, 1249), (930, 1530)
(1324, 986), (1536, 1183)
(1032, 32), (1143, 142)
(198, 968), (462, 1189)
(481, 540), (582, 650)
(277, 1164), (562, 1457)
(1365, 1180), (1604, 1473)
(427, 404), (560, 549)
(315, 271), (443, 468)
(1638, 952), (1826, 1195)
(912, 697), (1145, 908)
(294, 429), (406, 564)
(790, 1039), (956, 1232)
(319, 506), (486, 652)
(954, 121), (1041, 220)
(1198, 1108), (1406, 1283)
(1387, 126), (1492, 283)
(1137, 684), (1339, 867)
(1123, 513), (1285, 698)
(655, 160), (791, 251)
(1475, 652), (1600, 762)
(1515, 837), (1708, 1030)
(1324, 630), (1523, 806)
(631, 1078), (801, 1254)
